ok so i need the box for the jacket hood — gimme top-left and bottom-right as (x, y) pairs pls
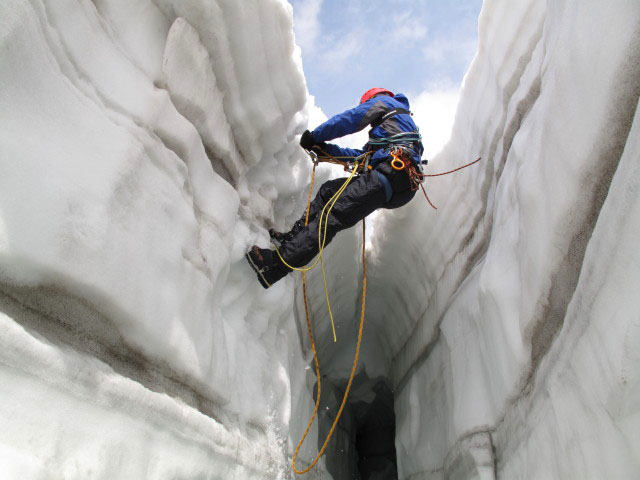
(392, 93), (410, 109)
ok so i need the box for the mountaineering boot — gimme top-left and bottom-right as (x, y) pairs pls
(268, 219), (305, 245)
(245, 245), (292, 289)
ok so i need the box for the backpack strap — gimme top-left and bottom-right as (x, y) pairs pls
(370, 108), (412, 129)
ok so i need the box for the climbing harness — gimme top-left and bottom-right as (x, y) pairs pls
(366, 131), (422, 150)
(287, 146), (482, 475)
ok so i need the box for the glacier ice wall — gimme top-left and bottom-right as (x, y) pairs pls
(0, 0), (332, 477)
(364, 1), (640, 478)
(1, 0), (640, 479)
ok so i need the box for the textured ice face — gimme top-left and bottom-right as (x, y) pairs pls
(0, 0), (316, 477)
(367, 0), (640, 478)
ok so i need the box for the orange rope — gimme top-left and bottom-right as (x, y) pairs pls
(420, 184), (438, 210)
(291, 153), (367, 475)
(417, 156), (482, 209)
(423, 157), (482, 177)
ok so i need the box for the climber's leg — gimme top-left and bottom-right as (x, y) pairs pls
(276, 170), (387, 268)
(270, 177), (348, 243)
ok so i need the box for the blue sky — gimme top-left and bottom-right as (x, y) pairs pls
(290, 0), (483, 156)
(290, 0), (482, 115)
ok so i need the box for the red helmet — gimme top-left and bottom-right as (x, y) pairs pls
(360, 88), (394, 104)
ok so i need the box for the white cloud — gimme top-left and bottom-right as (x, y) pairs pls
(423, 35), (478, 70)
(292, 0), (323, 54)
(292, 0), (365, 74)
(388, 11), (428, 44)
(339, 128), (369, 150)
(411, 86), (461, 159)
(318, 30), (365, 72)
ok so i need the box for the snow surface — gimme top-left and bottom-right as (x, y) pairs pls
(1, 0), (639, 479)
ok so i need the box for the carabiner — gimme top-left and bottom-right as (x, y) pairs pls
(306, 149), (319, 166)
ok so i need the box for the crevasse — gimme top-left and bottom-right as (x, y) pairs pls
(0, 1), (639, 479)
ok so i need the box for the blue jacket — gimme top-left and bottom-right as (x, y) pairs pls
(310, 93), (424, 168)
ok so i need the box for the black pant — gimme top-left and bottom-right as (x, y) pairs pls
(277, 162), (416, 268)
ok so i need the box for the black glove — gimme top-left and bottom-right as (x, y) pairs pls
(300, 130), (317, 150)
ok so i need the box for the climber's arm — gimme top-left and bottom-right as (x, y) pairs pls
(311, 98), (390, 142)
(316, 143), (365, 161)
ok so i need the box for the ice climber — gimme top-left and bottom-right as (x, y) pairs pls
(246, 88), (424, 288)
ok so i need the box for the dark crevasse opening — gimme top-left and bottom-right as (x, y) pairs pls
(353, 381), (397, 480)
(316, 372), (398, 479)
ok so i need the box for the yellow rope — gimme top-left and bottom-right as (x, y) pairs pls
(292, 220), (367, 475)
(274, 159), (361, 342)
(290, 152), (368, 475)
(274, 162), (360, 273)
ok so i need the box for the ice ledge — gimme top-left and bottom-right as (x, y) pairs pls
(0, 308), (288, 479)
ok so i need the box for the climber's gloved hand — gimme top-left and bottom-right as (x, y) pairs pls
(300, 130), (317, 150)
